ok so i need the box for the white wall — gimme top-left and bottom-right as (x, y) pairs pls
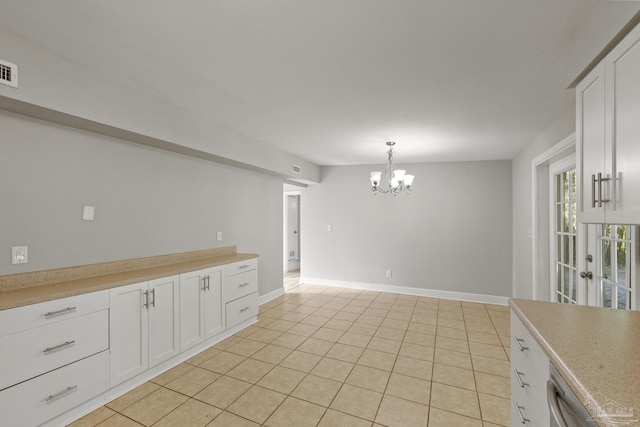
(0, 111), (284, 297)
(301, 161), (512, 298)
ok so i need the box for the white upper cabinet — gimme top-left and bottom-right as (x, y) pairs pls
(577, 24), (640, 224)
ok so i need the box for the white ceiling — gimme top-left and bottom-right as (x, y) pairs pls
(0, 1), (598, 166)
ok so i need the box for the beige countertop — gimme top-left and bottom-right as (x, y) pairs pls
(510, 298), (640, 426)
(0, 247), (257, 311)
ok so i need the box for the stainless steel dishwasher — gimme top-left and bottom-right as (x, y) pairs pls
(547, 364), (598, 427)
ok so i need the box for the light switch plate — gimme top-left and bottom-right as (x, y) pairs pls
(83, 205), (95, 221)
(11, 246), (28, 264)
(216, 231), (222, 241)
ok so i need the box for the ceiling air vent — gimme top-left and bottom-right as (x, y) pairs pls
(0, 59), (18, 88)
(292, 164), (302, 174)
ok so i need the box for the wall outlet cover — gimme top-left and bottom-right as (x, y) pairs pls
(11, 246), (28, 264)
(82, 205), (95, 221)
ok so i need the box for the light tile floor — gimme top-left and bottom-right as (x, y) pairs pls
(69, 284), (511, 427)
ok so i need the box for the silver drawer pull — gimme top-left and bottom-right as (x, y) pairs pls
(513, 369), (529, 388)
(513, 336), (529, 352)
(240, 306), (251, 312)
(44, 307), (77, 318)
(43, 340), (76, 354)
(238, 264), (251, 269)
(513, 402), (530, 424)
(239, 282), (250, 287)
(45, 385), (77, 403)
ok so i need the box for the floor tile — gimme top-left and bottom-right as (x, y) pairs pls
(185, 346), (221, 366)
(264, 396), (326, 427)
(357, 348), (397, 371)
(95, 413), (143, 426)
(470, 355), (510, 378)
(312, 327), (345, 342)
(399, 342), (435, 361)
(474, 372), (510, 399)
(375, 395), (429, 427)
(334, 311), (360, 322)
(404, 331), (436, 346)
(246, 328), (284, 344)
(106, 382), (160, 412)
(68, 406), (116, 426)
(375, 326), (406, 341)
(324, 318), (354, 331)
(428, 407), (482, 427)
(264, 319), (297, 332)
(349, 322), (378, 336)
(435, 336), (470, 353)
(226, 358), (274, 383)
(226, 385), (286, 424)
(311, 357), (354, 382)
(356, 315), (384, 327)
(385, 373), (431, 405)
(250, 343), (293, 364)
(271, 332), (307, 349)
(153, 399), (221, 427)
(367, 337), (401, 354)
(345, 364), (390, 393)
(432, 363), (476, 391)
(330, 384), (383, 421)
(300, 314), (330, 327)
(430, 382), (481, 419)
(287, 323), (320, 337)
(393, 355), (433, 380)
(165, 366), (220, 396)
(381, 318), (409, 330)
(291, 374), (342, 406)
(199, 351), (247, 374)
(434, 347), (472, 370)
(478, 393), (510, 426)
(436, 326), (468, 340)
(338, 331), (372, 348)
(325, 342), (364, 363)
(279, 350), (322, 373)
(468, 341), (508, 360)
(257, 366), (306, 394)
(121, 387), (188, 426)
(194, 375), (252, 409)
(317, 409), (373, 427)
(207, 411), (259, 427)
(466, 330), (502, 346)
(297, 337), (334, 356)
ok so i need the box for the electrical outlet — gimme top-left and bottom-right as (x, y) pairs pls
(216, 231), (222, 242)
(386, 269), (392, 278)
(12, 246), (28, 264)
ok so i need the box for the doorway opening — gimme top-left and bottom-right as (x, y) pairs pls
(283, 190), (301, 289)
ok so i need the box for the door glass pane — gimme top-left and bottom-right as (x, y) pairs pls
(597, 224), (635, 310)
(617, 241), (627, 286)
(603, 283), (612, 308)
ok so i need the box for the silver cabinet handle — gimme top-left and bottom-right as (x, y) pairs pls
(240, 306), (251, 312)
(547, 380), (569, 427)
(513, 402), (530, 424)
(597, 172), (610, 207)
(45, 385), (77, 403)
(205, 275), (210, 291)
(239, 282), (250, 287)
(513, 369), (529, 388)
(513, 336), (529, 351)
(591, 174), (597, 208)
(150, 288), (156, 307)
(143, 290), (149, 309)
(44, 306), (77, 318)
(43, 340), (76, 354)
(238, 264), (250, 269)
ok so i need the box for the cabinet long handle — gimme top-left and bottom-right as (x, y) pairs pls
(239, 282), (250, 287)
(205, 275), (210, 291)
(143, 290), (149, 309)
(43, 340), (76, 354)
(513, 402), (530, 424)
(591, 174), (596, 208)
(513, 368), (529, 388)
(240, 306), (251, 312)
(513, 336), (529, 351)
(45, 385), (77, 403)
(597, 172), (610, 207)
(44, 306), (77, 318)
(238, 264), (250, 269)
(150, 289), (156, 307)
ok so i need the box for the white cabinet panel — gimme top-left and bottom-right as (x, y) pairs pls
(148, 275), (180, 367)
(0, 309), (108, 391)
(226, 292), (258, 329)
(223, 269), (258, 303)
(224, 258), (257, 277)
(179, 268), (223, 352)
(0, 351), (109, 427)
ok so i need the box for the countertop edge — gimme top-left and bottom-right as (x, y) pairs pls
(0, 253), (258, 311)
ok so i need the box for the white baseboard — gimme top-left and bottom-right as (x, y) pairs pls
(259, 286), (285, 305)
(299, 277), (509, 306)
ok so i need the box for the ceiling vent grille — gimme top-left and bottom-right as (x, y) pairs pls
(292, 164), (302, 174)
(0, 59), (18, 88)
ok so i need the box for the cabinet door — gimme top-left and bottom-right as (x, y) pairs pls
(179, 270), (205, 351)
(204, 269), (224, 338)
(606, 24), (640, 224)
(109, 281), (148, 385)
(148, 275), (180, 368)
(576, 61), (607, 223)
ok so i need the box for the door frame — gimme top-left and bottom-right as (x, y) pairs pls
(283, 190), (301, 273)
(531, 133), (576, 301)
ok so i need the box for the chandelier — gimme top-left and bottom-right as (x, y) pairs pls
(369, 141), (415, 195)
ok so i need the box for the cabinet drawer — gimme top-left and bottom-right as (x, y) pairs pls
(225, 258), (257, 277)
(0, 290), (108, 337)
(0, 309), (109, 390)
(223, 269), (258, 303)
(0, 350), (109, 427)
(226, 292), (258, 329)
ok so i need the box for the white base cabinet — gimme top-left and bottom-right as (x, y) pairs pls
(109, 275), (180, 386)
(510, 312), (549, 426)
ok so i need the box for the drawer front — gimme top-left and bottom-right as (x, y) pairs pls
(0, 290), (108, 337)
(0, 350), (109, 427)
(223, 269), (258, 303)
(0, 309), (109, 390)
(226, 292), (258, 329)
(224, 258), (257, 277)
